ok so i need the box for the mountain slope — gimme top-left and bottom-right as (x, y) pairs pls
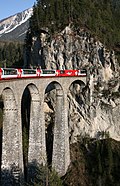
(0, 8), (33, 41)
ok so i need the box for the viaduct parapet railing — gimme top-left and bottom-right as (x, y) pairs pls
(0, 76), (86, 185)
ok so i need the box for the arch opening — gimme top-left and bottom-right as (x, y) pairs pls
(44, 81), (63, 168)
(21, 87), (31, 181)
(67, 80), (86, 143)
(21, 83), (44, 182)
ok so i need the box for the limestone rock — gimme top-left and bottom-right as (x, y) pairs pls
(27, 26), (120, 143)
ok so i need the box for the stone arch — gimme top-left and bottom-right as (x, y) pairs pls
(1, 87), (21, 185)
(67, 80), (86, 143)
(44, 81), (70, 175)
(21, 83), (46, 180)
(68, 80), (85, 92)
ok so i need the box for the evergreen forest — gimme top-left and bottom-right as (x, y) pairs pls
(0, 41), (24, 68)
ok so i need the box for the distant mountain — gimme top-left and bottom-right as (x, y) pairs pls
(0, 8), (33, 42)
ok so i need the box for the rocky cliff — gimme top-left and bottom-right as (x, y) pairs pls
(28, 25), (120, 142)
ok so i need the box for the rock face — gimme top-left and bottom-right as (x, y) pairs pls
(27, 26), (120, 142)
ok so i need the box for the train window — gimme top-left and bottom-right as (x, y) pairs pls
(4, 69), (17, 75)
(42, 70), (56, 74)
(80, 69), (86, 74)
(60, 70), (65, 74)
(23, 69), (36, 74)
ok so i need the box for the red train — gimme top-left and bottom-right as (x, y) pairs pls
(0, 68), (86, 80)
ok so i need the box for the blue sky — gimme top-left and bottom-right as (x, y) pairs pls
(0, 0), (36, 20)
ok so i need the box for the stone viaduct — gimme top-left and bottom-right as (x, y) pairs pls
(0, 76), (86, 185)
